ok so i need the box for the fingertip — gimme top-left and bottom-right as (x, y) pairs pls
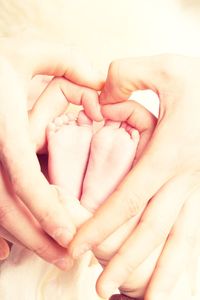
(69, 242), (90, 260)
(84, 105), (103, 122)
(53, 227), (76, 248)
(0, 251), (9, 260)
(96, 277), (117, 300)
(0, 238), (10, 260)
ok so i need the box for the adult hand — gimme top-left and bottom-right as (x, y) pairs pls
(69, 54), (200, 299)
(0, 33), (103, 266)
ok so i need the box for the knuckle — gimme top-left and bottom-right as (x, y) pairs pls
(124, 192), (144, 218)
(38, 210), (53, 227)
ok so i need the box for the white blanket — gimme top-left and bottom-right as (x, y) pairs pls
(0, 245), (103, 300)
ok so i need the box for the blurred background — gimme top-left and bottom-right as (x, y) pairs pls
(0, 0), (200, 73)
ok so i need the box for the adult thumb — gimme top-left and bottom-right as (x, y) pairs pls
(99, 55), (169, 105)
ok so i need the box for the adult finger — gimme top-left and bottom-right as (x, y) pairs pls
(2, 35), (103, 121)
(0, 168), (72, 268)
(145, 188), (200, 300)
(28, 75), (52, 109)
(1, 34), (104, 91)
(94, 173), (198, 298)
(0, 33), (102, 257)
(102, 101), (157, 160)
(0, 237), (10, 260)
(30, 77), (101, 151)
(29, 77), (68, 152)
(0, 227), (22, 246)
(0, 60), (76, 247)
(0, 37), (103, 245)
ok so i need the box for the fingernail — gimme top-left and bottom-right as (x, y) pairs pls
(72, 243), (90, 259)
(53, 228), (75, 247)
(54, 257), (74, 271)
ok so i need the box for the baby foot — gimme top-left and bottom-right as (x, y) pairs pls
(80, 120), (139, 212)
(46, 113), (159, 299)
(47, 110), (92, 199)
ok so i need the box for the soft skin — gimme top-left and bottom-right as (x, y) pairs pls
(69, 54), (200, 299)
